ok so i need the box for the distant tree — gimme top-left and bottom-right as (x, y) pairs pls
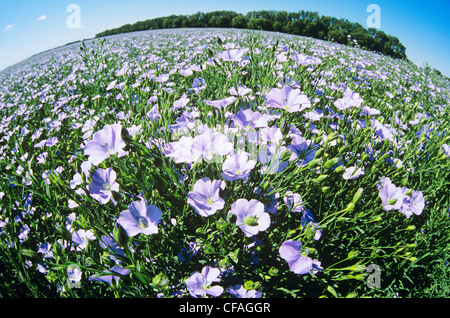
(286, 19), (304, 35)
(328, 29), (346, 44)
(247, 18), (273, 31)
(273, 20), (284, 32)
(94, 10), (408, 59)
(232, 15), (247, 29)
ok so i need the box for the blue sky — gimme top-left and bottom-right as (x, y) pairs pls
(1, 0), (449, 76)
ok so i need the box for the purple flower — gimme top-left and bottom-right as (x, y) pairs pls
(72, 229), (95, 250)
(99, 235), (125, 261)
(70, 173), (83, 189)
(117, 200), (162, 237)
(265, 85), (311, 113)
(177, 242), (200, 263)
(45, 137), (58, 147)
(18, 224), (30, 243)
(229, 85), (252, 97)
(301, 209), (322, 240)
(410, 191), (425, 215)
(228, 199), (270, 237)
(173, 93), (190, 109)
(37, 242), (53, 259)
(192, 131), (233, 161)
(89, 266), (130, 285)
(227, 285), (262, 298)
(333, 88), (363, 111)
(147, 104), (160, 121)
(378, 181), (404, 211)
(205, 96), (237, 110)
(218, 48), (248, 62)
(89, 168), (119, 205)
(370, 119), (395, 141)
(256, 186), (280, 214)
(164, 136), (202, 164)
(279, 240), (322, 275)
(116, 111), (129, 120)
(84, 124), (128, 165)
(443, 144), (450, 157)
(185, 266), (223, 298)
(67, 265), (82, 284)
(36, 152), (48, 164)
(258, 144), (289, 175)
(343, 166), (364, 180)
(289, 52), (322, 65)
(106, 79), (117, 91)
(287, 136), (318, 167)
(360, 106), (380, 116)
(222, 152), (256, 181)
(259, 126), (283, 144)
(187, 178), (226, 217)
(400, 190), (425, 218)
(302, 108), (324, 121)
(190, 77), (206, 94)
(283, 191), (304, 213)
(231, 108), (268, 130)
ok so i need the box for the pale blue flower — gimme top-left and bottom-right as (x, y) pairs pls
(227, 284), (262, 298)
(117, 200), (162, 237)
(228, 199), (271, 237)
(88, 168), (119, 205)
(84, 124), (128, 165)
(89, 266), (130, 285)
(279, 240), (322, 274)
(185, 266), (223, 298)
(187, 178), (226, 217)
(265, 85), (311, 113)
(222, 152), (256, 181)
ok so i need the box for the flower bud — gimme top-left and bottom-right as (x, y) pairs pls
(312, 174), (328, 183)
(352, 188), (364, 204)
(315, 135), (324, 144)
(370, 215), (382, 222)
(314, 148), (324, 159)
(361, 153), (369, 162)
(20, 249), (40, 261)
(113, 222), (129, 248)
(334, 165), (346, 174)
(323, 157), (340, 169)
(347, 264), (366, 272)
(347, 250), (359, 260)
(307, 159), (321, 169)
(326, 132), (338, 144)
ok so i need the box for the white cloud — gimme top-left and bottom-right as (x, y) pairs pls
(4, 24), (15, 31)
(38, 15), (47, 21)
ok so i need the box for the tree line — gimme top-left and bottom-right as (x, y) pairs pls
(95, 10), (407, 59)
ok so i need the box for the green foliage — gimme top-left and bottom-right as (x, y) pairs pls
(95, 10), (407, 60)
